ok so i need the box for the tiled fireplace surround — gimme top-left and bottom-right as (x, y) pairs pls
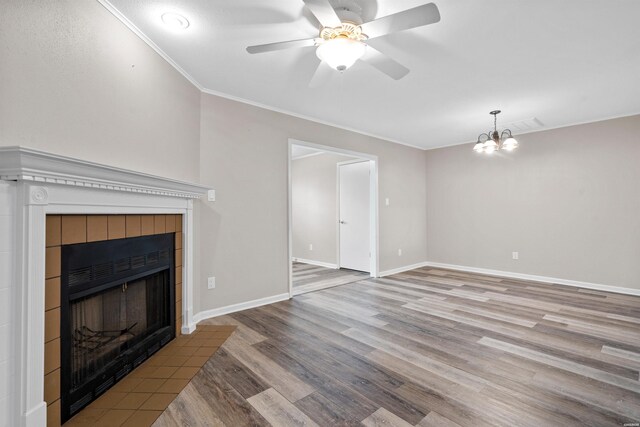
(0, 147), (209, 427)
(44, 213), (184, 424)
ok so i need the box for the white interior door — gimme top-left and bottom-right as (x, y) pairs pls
(339, 161), (370, 272)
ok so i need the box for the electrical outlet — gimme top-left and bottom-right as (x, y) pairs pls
(309, 243), (313, 251)
(398, 248), (402, 256)
(385, 198), (390, 206)
(512, 252), (519, 260)
(207, 276), (216, 289)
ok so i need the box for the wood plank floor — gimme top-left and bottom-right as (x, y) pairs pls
(292, 262), (368, 295)
(154, 267), (640, 426)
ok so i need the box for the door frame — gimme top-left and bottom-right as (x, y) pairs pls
(288, 138), (379, 298)
(336, 159), (372, 271)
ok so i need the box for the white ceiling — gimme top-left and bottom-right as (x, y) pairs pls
(104, 0), (640, 149)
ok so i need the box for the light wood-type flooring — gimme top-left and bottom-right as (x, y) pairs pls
(292, 261), (369, 295)
(154, 267), (640, 426)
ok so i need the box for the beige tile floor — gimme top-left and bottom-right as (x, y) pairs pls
(63, 325), (236, 427)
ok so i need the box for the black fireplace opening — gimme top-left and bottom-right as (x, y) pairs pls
(60, 233), (175, 422)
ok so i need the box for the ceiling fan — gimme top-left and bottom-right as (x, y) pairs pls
(246, 0), (440, 82)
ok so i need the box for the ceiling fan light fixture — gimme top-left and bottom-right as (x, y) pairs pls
(316, 37), (366, 71)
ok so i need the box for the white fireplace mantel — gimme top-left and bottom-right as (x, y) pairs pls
(0, 146), (208, 427)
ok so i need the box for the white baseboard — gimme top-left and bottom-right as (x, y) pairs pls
(292, 257), (338, 269)
(423, 261), (640, 297)
(379, 261), (431, 277)
(192, 293), (290, 325)
(181, 323), (197, 335)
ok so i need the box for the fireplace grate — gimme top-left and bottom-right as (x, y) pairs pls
(133, 353), (147, 367)
(114, 258), (131, 273)
(68, 267), (91, 286)
(67, 244), (172, 289)
(69, 393), (93, 416)
(95, 377), (115, 396)
(115, 364), (131, 382)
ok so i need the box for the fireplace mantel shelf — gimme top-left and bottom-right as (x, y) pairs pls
(0, 146), (209, 199)
(1, 146), (201, 427)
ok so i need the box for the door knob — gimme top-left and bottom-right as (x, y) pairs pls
(339, 220), (346, 224)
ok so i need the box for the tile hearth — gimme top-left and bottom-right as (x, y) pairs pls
(63, 325), (236, 427)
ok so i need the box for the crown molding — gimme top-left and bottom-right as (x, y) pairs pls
(96, 0), (204, 91)
(0, 146), (208, 199)
(97, 0), (426, 152)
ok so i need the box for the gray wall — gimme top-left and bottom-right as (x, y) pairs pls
(425, 115), (640, 289)
(0, 4), (201, 423)
(292, 153), (354, 265)
(197, 93), (428, 312)
(0, 0), (201, 182)
(0, 0), (428, 320)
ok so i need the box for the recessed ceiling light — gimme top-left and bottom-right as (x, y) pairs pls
(161, 12), (190, 30)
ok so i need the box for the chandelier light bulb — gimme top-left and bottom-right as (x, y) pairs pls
(473, 141), (484, 152)
(502, 137), (519, 151)
(483, 139), (498, 149)
(316, 38), (366, 71)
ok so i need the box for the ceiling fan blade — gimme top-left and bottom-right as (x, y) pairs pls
(302, 0), (342, 28)
(247, 38), (319, 54)
(360, 3), (440, 39)
(309, 61), (336, 88)
(360, 46), (410, 80)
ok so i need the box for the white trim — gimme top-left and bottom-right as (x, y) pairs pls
(204, 90), (424, 150)
(96, 0), (204, 91)
(0, 146), (208, 199)
(23, 402), (46, 427)
(425, 111), (640, 151)
(423, 262), (640, 297)
(291, 152), (323, 161)
(292, 258), (338, 269)
(97, 2), (640, 152)
(289, 139), (377, 161)
(379, 261), (431, 277)
(287, 143), (294, 298)
(2, 149), (201, 426)
(192, 293), (291, 324)
(98, 1), (423, 151)
(287, 139), (379, 298)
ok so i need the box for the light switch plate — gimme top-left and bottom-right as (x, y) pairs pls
(207, 189), (216, 202)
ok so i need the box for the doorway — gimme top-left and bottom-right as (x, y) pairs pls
(288, 139), (379, 297)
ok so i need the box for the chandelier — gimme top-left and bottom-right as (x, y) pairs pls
(473, 110), (519, 154)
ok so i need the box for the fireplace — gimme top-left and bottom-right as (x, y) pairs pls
(0, 147), (206, 427)
(60, 233), (175, 422)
